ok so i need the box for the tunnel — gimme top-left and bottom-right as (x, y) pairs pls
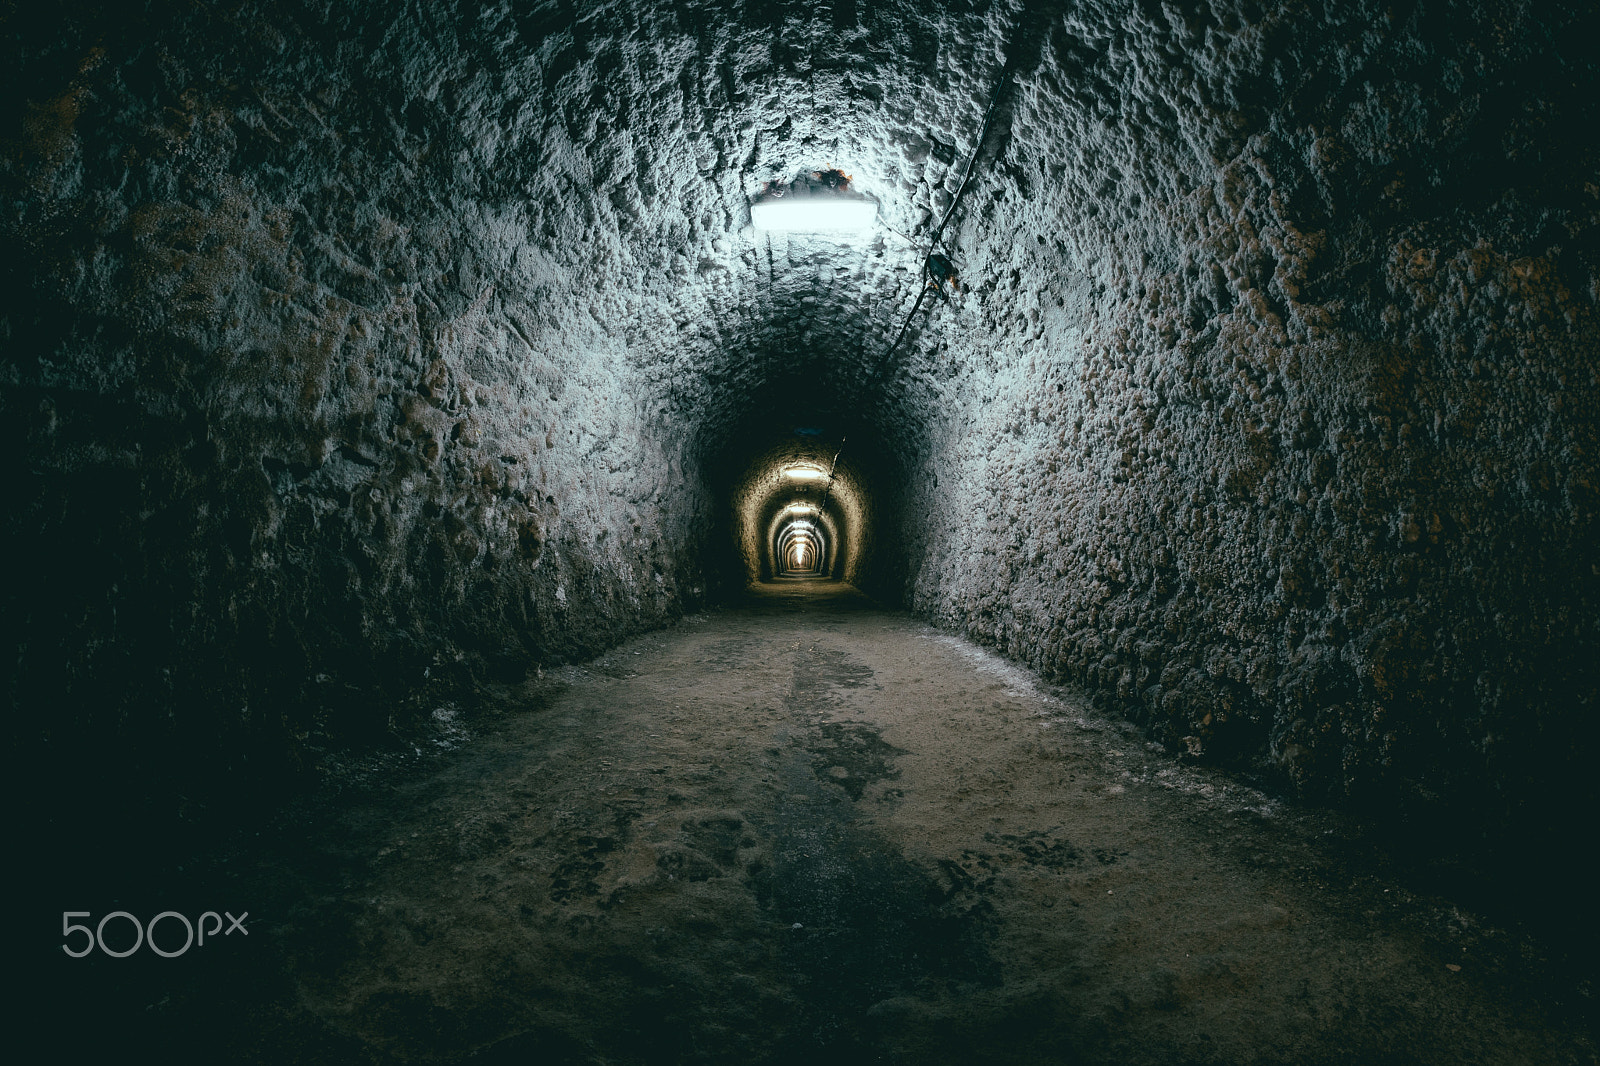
(5, 0), (1597, 1061)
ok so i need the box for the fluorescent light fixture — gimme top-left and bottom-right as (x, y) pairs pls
(751, 194), (876, 232)
(783, 467), (828, 480)
(785, 503), (819, 515)
(751, 171), (876, 233)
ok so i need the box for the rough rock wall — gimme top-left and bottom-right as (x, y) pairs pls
(5, 0), (1595, 853)
(897, 0), (1599, 850)
(2, 0), (1007, 787)
(2, 1), (720, 785)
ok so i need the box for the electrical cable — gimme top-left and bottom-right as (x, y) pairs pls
(876, 64), (1014, 368)
(817, 436), (846, 516)
(782, 29), (1021, 575)
(927, 68), (1013, 253)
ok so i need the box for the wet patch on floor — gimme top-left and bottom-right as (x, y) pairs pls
(783, 642), (905, 802)
(653, 812), (761, 884)
(753, 748), (1002, 1058)
(983, 828), (1086, 870)
(806, 721), (905, 801)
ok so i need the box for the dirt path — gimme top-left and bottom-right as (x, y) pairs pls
(84, 580), (1594, 1064)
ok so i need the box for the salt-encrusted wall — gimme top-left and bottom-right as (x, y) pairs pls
(1, 0), (1006, 786)
(896, 0), (1599, 850)
(1, 0), (728, 782)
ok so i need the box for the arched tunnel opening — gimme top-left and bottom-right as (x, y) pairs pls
(5, 0), (1597, 1060)
(743, 442), (856, 581)
(774, 506), (828, 577)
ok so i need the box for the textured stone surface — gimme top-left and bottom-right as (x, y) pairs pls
(892, 0), (1600, 854)
(4, 0), (1596, 855)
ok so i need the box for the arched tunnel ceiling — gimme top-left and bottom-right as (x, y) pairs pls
(3, 0), (1596, 859)
(3, 0), (1365, 460)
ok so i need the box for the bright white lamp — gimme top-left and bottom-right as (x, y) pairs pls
(751, 194), (876, 232)
(751, 172), (876, 233)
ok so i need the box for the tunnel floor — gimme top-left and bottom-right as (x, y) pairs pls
(62, 581), (1593, 1064)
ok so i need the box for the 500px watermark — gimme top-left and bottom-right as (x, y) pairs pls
(61, 911), (249, 958)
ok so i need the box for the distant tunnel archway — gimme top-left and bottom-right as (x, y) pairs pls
(776, 515), (825, 574)
(727, 437), (871, 586)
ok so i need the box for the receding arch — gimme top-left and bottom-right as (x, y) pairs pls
(776, 516), (827, 575)
(728, 436), (870, 585)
